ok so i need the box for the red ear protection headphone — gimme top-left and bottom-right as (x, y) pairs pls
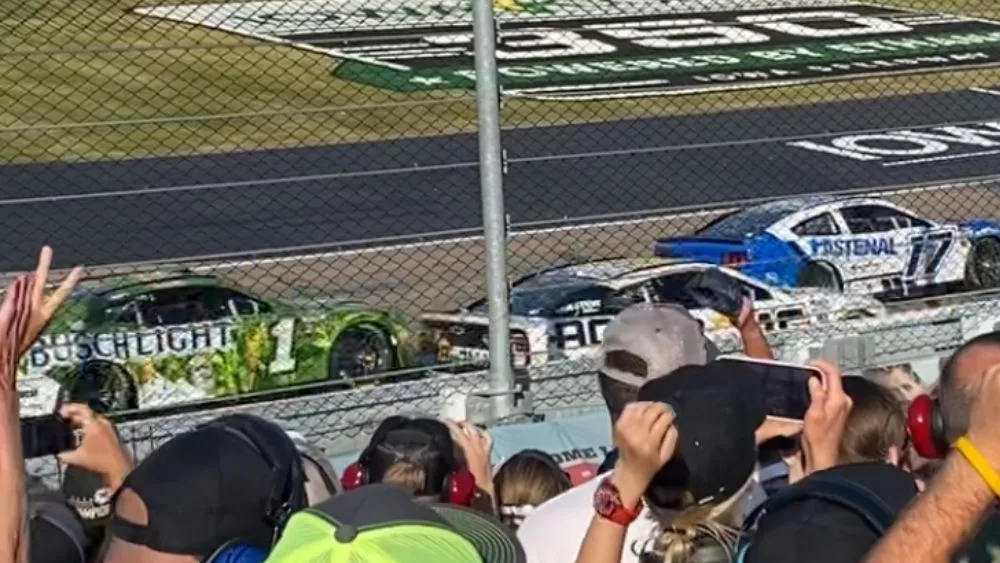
(907, 394), (948, 460)
(340, 416), (478, 506)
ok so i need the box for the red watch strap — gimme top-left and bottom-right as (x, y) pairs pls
(594, 478), (642, 526)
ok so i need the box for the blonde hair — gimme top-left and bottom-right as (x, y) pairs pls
(639, 478), (751, 563)
(493, 450), (572, 530)
(382, 460), (428, 494)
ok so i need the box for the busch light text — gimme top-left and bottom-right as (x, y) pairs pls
(810, 238), (897, 257)
(26, 324), (234, 371)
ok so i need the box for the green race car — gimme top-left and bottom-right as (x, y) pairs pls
(17, 272), (420, 416)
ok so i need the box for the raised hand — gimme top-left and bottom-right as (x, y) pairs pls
(801, 360), (853, 475)
(20, 247), (83, 358)
(444, 419), (494, 493)
(612, 402), (678, 503)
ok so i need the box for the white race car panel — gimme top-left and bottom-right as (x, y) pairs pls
(17, 376), (63, 418)
(422, 260), (884, 367)
(767, 198), (973, 294)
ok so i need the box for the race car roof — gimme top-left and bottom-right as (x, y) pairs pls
(512, 258), (694, 289)
(93, 273), (225, 302)
(698, 195), (838, 239)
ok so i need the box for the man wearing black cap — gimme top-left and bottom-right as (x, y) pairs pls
(102, 415), (305, 563)
(574, 360), (771, 563)
(518, 303), (783, 563)
(517, 304), (725, 563)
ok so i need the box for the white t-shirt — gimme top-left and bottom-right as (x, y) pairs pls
(517, 471), (659, 563)
(516, 469), (772, 563)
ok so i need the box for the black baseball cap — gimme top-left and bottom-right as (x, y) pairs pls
(107, 423), (279, 557)
(266, 483), (525, 563)
(62, 465), (114, 526)
(743, 463), (919, 563)
(637, 361), (767, 507)
(27, 488), (87, 563)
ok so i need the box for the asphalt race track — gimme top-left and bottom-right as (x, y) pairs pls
(4, 87), (1000, 271)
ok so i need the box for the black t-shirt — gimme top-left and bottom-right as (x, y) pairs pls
(958, 512), (1000, 563)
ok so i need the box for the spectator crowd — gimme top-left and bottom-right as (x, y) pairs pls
(4, 246), (1000, 563)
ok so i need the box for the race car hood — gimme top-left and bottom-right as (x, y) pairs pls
(783, 286), (886, 316)
(960, 219), (1000, 238)
(419, 311), (546, 332)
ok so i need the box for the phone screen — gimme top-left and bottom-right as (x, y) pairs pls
(20, 415), (76, 459)
(716, 358), (820, 420)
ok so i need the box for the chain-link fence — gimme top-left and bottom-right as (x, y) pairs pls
(25, 293), (1000, 485)
(6, 0), (1000, 421)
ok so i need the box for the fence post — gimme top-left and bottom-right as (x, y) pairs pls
(472, 0), (515, 420)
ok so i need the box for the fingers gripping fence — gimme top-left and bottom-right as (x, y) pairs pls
(5, 0), (1000, 424)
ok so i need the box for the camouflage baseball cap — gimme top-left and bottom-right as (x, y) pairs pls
(598, 302), (718, 388)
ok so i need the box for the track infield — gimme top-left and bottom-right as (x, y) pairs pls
(4, 0), (1000, 162)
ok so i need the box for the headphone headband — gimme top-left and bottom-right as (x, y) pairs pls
(344, 416), (476, 505)
(201, 414), (307, 535)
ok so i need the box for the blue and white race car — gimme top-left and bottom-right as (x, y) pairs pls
(654, 196), (1000, 297)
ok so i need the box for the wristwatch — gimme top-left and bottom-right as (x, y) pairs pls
(593, 478), (642, 526)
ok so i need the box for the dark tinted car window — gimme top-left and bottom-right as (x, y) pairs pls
(792, 213), (840, 236)
(136, 287), (225, 326)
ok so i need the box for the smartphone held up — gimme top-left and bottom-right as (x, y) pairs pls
(716, 356), (822, 421)
(21, 414), (78, 459)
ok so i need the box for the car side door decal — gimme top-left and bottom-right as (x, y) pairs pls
(553, 316), (612, 349)
(904, 229), (957, 281)
(268, 318), (298, 374)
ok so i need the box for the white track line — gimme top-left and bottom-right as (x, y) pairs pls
(971, 87), (1000, 97)
(190, 210), (725, 270)
(884, 148), (1000, 167)
(189, 181), (967, 271)
(0, 177), (986, 279)
(4, 117), (1000, 206)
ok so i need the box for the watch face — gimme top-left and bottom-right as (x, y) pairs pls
(594, 483), (620, 516)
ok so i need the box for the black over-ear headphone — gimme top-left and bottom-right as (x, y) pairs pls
(200, 414), (308, 544)
(340, 416), (478, 505)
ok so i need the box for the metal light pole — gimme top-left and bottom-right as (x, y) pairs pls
(471, 0), (515, 420)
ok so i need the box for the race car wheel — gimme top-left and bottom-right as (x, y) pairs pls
(62, 361), (138, 415)
(798, 261), (843, 292)
(967, 237), (1000, 289)
(328, 324), (395, 382)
